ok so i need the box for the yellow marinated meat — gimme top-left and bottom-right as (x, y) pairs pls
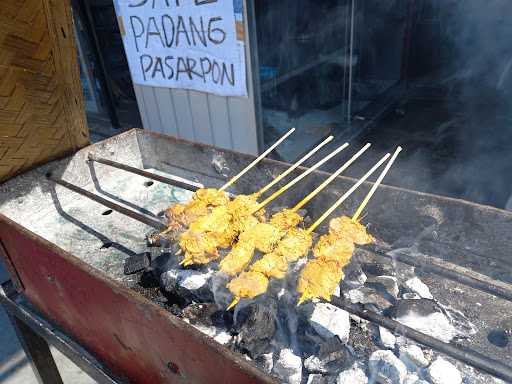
(227, 271), (269, 300)
(192, 188), (230, 206)
(312, 233), (355, 264)
(297, 259), (344, 302)
(239, 222), (283, 253)
(219, 242), (256, 276)
(270, 209), (303, 232)
(273, 228), (312, 262)
(188, 206), (232, 233)
(328, 216), (374, 244)
(180, 231), (218, 257)
(251, 253), (288, 279)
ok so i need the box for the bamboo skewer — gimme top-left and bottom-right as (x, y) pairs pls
(307, 152), (391, 234)
(352, 146), (402, 222)
(253, 142), (350, 212)
(255, 135), (334, 197)
(219, 128), (295, 192)
(292, 143), (371, 212)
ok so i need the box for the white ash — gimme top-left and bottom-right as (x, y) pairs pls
(272, 348), (302, 384)
(378, 326), (397, 349)
(404, 277), (433, 299)
(399, 344), (429, 370)
(427, 357), (462, 384)
(369, 350), (408, 384)
(336, 364), (368, 384)
(404, 373), (429, 384)
(307, 374), (327, 384)
(307, 303), (350, 342)
(390, 300), (457, 343)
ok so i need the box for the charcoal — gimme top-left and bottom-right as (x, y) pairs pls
(398, 345), (429, 370)
(366, 276), (399, 300)
(124, 253), (151, 275)
(304, 338), (353, 375)
(160, 268), (213, 303)
(389, 300), (457, 343)
(234, 298), (277, 358)
(182, 303), (220, 326)
(341, 262), (367, 289)
(272, 348), (302, 384)
(255, 352), (273, 374)
(368, 350), (407, 384)
(303, 303), (350, 342)
(336, 365), (368, 384)
(427, 357), (462, 384)
(346, 287), (394, 313)
(404, 277), (433, 299)
(307, 374), (327, 384)
(378, 326), (396, 350)
(361, 262), (396, 277)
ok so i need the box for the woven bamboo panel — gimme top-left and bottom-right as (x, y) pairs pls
(0, 0), (89, 182)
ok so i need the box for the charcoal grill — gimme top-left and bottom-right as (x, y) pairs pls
(1, 129), (511, 383)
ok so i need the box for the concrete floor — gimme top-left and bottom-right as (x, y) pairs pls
(0, 264), (96, 384)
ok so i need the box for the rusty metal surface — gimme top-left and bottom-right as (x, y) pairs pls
(0, 215), (276, 384)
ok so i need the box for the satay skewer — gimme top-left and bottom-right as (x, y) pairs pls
(307, 152), (391, 234)
(180, 142), (349, 267)
(255, 135), (334, 197)
(253, 142), (350, 212)
(226, 151), (390, 310)
(297, 148), (401, 305)
(292, 143), (371, 211)
(351, 146), (402, 222)
(219, 128), (295, 192)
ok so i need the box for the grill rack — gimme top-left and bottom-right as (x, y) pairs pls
(46, 154), (512, 383)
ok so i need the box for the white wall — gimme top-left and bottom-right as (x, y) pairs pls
(132, 0), (259, 155)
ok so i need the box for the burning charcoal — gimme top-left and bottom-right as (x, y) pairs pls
(398, 345), (429, 370)
(336, 364), (368, 384)
(161, 268), (213, 303)
(306, 374), (327, 384)
(378, 326), (396, 350)
(361, 262), (396, 277)
(255, 352), (273, 374)
(390, 299), (457, 343)
(234, 299), (277, 358)
(304, 337), (353, 375)
(305, 303), (350, 342)
(366, 276), (399, 299)
(346, 288), (394, 313)
(341, 262), (367, 289)
(368, 350), (407, 384)
(427, 357), (462, 384)
(404, 277), (433, 299)
(271, 348), (302, 384)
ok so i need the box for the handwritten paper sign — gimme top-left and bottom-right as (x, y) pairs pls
(115, 0), (247, 97)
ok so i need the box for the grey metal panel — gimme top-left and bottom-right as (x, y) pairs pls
(141, 87), (163, 133)
(171, 89), (196, 141)
(207, 94), (233, 149)
(133, 85), (150, 130)
(188, 91), (214, 144)
(154, 87), (178, 137)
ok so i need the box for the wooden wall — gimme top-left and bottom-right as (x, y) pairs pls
(0, 0), (89, 182)
(132, 0), (260, 156)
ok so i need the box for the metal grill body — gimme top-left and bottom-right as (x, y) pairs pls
(0, 129), (511, 383)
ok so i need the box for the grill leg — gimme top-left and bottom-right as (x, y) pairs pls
(6, 311), (64, 384)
